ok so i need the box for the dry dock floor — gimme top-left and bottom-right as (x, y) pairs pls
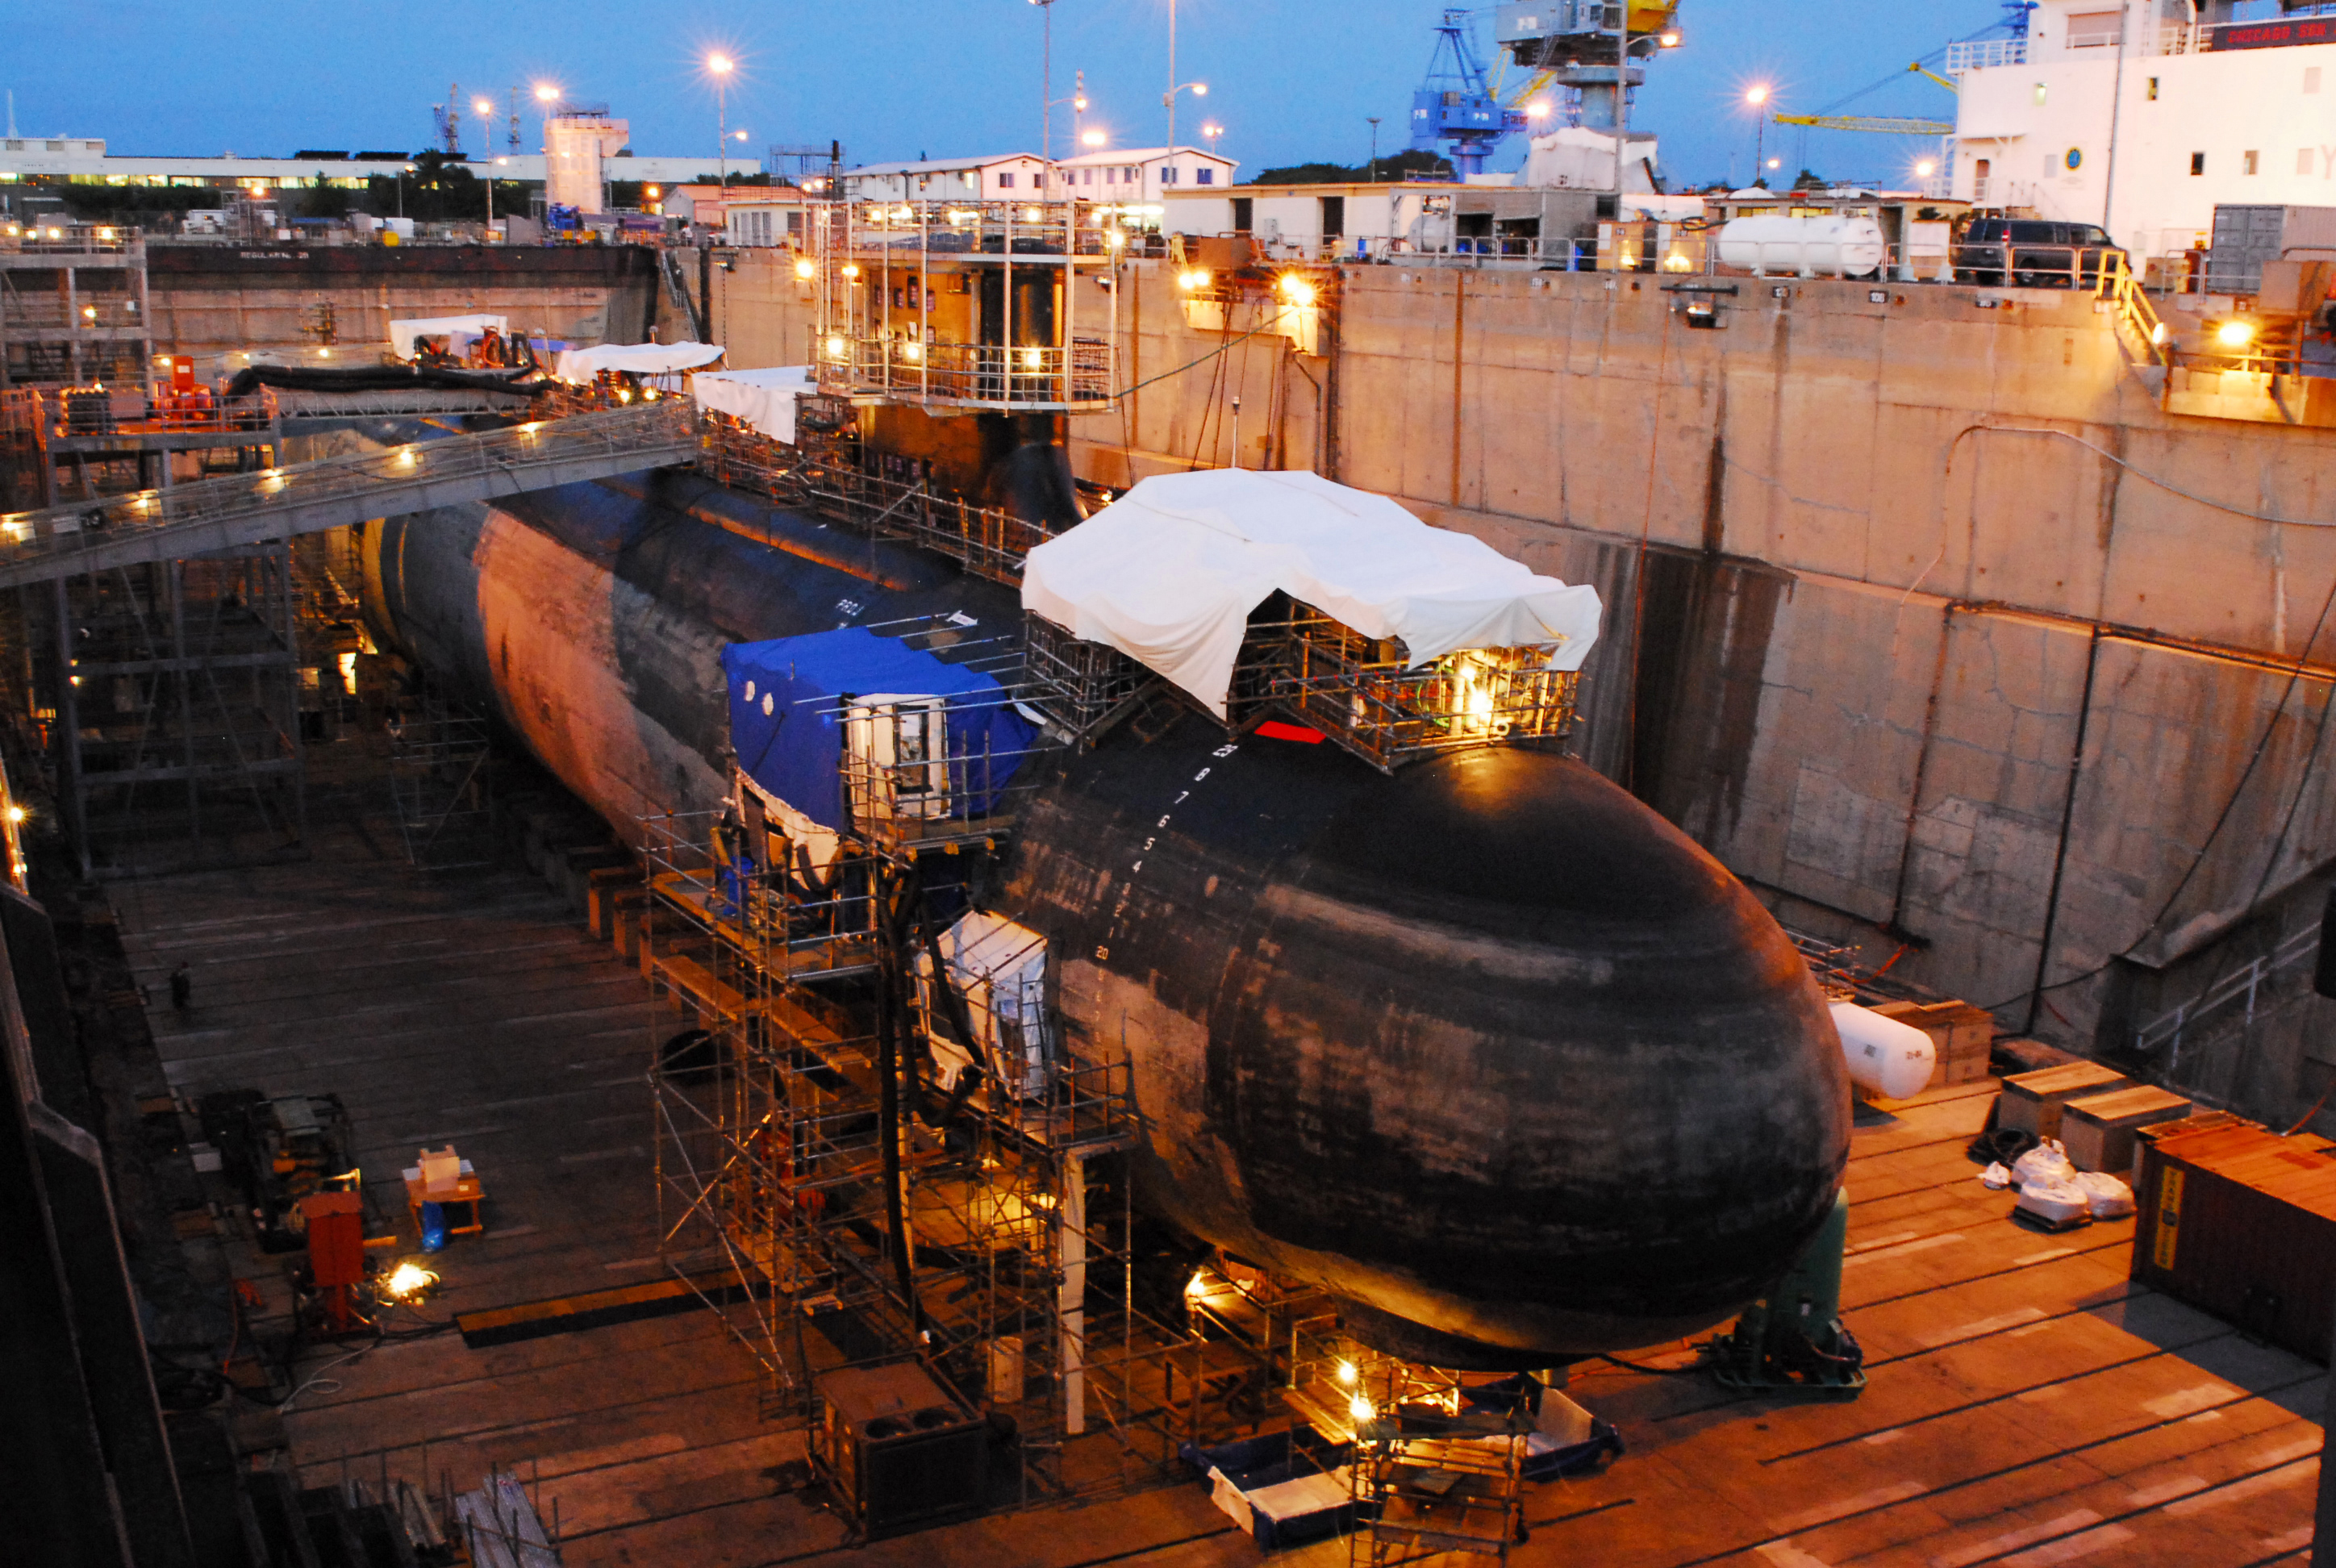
(119, 833), (2324, 1568)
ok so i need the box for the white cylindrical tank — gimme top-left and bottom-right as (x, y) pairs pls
(1829, 1001), (1936, 1100)
(1717, 215), (1888, 278)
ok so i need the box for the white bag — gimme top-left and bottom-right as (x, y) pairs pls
(2010, 1139), (2074, 1188)
(1979, 1161), (2012, 1191)
(2074, 1170), (2135, 1219)
(2015, 1175), (2092, 1227)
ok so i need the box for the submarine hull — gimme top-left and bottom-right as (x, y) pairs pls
(363, 469), (1850, 1362)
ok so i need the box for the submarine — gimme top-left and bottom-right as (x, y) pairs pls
(359, 456), (1851, 1366)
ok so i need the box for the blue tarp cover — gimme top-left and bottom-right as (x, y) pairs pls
(722, 628), (1033, 832)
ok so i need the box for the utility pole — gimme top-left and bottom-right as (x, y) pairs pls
(2101, 0), (2130, 236)
(1614, 13), (1629, 197)
(1367, 116), (1382, 181)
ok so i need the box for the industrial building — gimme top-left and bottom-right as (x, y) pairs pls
(5, 2), (2336, 1565)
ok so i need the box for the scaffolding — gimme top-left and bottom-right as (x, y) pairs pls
(31, 544), (310, 876)
(386, 693), (494, 869)
(647, 632), (1249, 1512)
(807, 198), (1124, 414)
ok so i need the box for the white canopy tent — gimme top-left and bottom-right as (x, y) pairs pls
(1021, 469), (1603, 719)
(691, 365), (816, 444)
(387, 314), (508, 360)
(551, 341), (727, 384)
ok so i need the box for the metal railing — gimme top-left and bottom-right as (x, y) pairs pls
(814, 336), (1112, 407)
(832, 198), (1133, 260)
(1950, 242), (2122, 288)
(0, 229), (140, 256)
(1946, 38), (2027, 71)
(2094, 252), (2173, 368)
(2134, 920), (2322, 1063)
(0, 399), (693, 574)
(699, 409), (1059, 585)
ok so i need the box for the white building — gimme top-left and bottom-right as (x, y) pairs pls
(0, 134), (755, 198)
(840, 155), (1052, 202)
(1950, 0), (2336, 260)
(1053, 146), (1238, 204)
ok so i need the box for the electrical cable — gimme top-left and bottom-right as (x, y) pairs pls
(1597, 1351), (1701, 1377)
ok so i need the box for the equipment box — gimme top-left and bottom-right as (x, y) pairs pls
(2059, 1085), (2191, 1176)
(2134, 1121), (2336, 1363)
(1998, 1061), (2129, 1140)
(811, 1360), (987, 1537)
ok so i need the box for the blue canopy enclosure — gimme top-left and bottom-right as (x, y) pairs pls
(722, 627), (1036, 831)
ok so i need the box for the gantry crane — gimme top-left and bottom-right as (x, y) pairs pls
(1409, 2), (1683, 174)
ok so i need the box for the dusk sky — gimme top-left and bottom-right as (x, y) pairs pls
(12, 1), (2004, 188)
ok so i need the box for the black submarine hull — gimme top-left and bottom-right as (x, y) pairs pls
(361, 469), (1850, 1362)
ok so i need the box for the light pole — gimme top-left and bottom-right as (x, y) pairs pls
(1163, 0), (1207, 170)
(474, 98), (496, 224)
(708, 54), (734, 190)
(1746, 84), (1771, 187)
(1032, 0), (1057, 188)
(1366, 116), (1381, 181)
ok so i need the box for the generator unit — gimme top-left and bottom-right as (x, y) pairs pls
(811, 1361), (987, 1537)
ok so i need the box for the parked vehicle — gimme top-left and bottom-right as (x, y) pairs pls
(1953, 219), (2126, 287)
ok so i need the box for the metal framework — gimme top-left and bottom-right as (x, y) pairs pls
(386, 693), (494, 869)
(809, 198), (1124, 413)
(34, 546), (309, 877)
(0, 228), (152, 392)
(646, 628), (1248, 1507)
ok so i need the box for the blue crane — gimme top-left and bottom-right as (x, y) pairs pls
(1408, 9), (1527, 176)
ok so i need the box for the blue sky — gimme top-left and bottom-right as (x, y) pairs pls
(11, 1), (2004, 188)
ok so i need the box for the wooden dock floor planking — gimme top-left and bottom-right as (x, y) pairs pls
(116, 832), (2322, 1567)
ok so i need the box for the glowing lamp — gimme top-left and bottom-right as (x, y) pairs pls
(1336, 1359), (1358, 1387)
(794, 257), (816, 280)
(825, 335), (848, 360)
(1348, 1395), (1374, 1423)
(4, 805), (24, 824)
(1279, 274), (1316, 306)
(2217, 318), (2255, 348)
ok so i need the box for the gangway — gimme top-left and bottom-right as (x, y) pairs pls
(0, 400), (694, 590)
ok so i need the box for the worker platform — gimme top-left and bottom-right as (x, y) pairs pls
(808, 198), (1121, 414)
(0, 399), (694, 588)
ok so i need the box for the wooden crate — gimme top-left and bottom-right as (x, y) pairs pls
(1872, 1000), (1996, 1088)
(2061, 1085), (2193, 1176)
(1998, 1061), (2131, 1140)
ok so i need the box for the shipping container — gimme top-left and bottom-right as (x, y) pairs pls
(2205, 203), (2336, 294)
(2132, 1120), (2336, 1363)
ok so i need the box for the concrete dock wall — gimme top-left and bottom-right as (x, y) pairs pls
(709, 252), (2336, 1128)
(147, 244), (664, 364)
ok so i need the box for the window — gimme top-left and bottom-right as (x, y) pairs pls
(2191, 151), (2205, 176)
(1197, 167), (1215, 185)
(1163, 165), (1178, 185)
(1320, 195), (1345, 236)
(2245, 149), (2259, 176)
(2310, 66), (2324, 94)
(1232, 197), (1253, 233)
(998, 171), (1015, 188)
(2066, 10), (2123, 47)
(1082, 168), (1093, 186)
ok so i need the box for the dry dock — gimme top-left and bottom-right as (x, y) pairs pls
(117, 828), (2323, 1568)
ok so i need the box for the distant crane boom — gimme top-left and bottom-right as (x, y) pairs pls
(1773, 115), (1954, 136)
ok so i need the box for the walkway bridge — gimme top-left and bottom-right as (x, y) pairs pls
(0, 400), (694, 589)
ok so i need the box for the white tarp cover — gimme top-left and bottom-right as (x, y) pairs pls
(388, 314), (507, 359)
(551, 341), (727, 384)
(1020, 468), (1604, 718)
(692, 364), (815, 444)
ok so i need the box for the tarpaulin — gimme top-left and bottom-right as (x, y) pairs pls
(552, 341), (727, 383)
(722, 628), (1034, 832)
(1020, 467), (1604, 719)
(691, 364), (815, 443)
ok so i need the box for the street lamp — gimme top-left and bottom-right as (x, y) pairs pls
(1366, 116), (1380, 181)
(1164, 81), (1206, 198)
(707, 53), (734, 189)
(1082, 127), (1108, 149)
(1745, 83), (1772, 186)
(474, 98), (496, 224)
